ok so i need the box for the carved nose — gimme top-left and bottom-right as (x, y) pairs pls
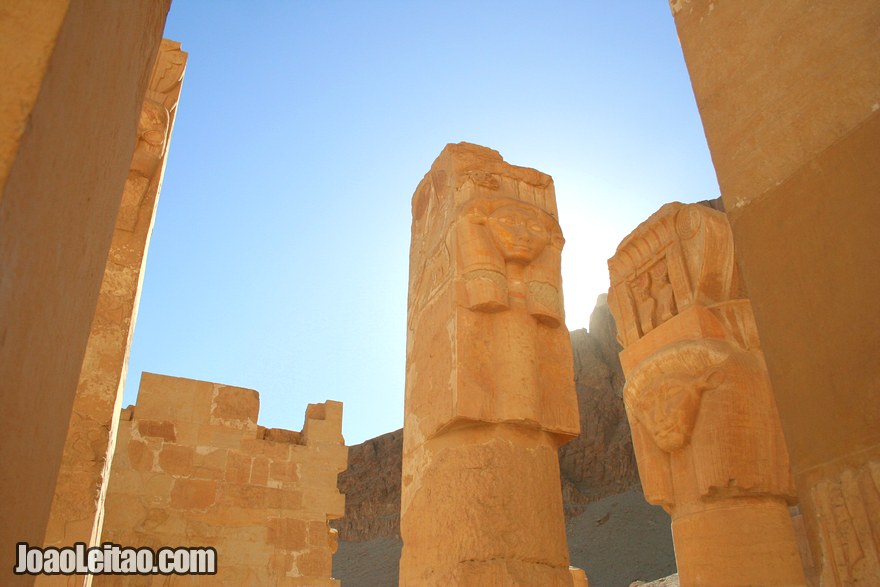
(511, 226), (529, 240)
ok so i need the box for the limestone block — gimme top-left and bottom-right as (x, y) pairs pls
(243, 435), (293, 460)
(608, 202), (804, 586)
(158, 443), (194, 476)
(98, 374), (347, 586)
(303, 400), (345, 445)
(226, 450), (253, 484)
(138, 419), (177, 441)
(191, 445), (228, 480)
(196, 422), (246, 450)
(251, 455), (271, 486)
(211, 384), (260, 430)
(400, 144), (579, 586)
(170, 479), (217, 511)
(136, 372), (215, 424)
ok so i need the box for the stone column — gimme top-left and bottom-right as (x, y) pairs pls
(399, 143), (580, 586)
(0, 3), (172, 581)
(40, 39), (186, 569)
(668, 3), (880, 584)
(608, 203), (806, 586)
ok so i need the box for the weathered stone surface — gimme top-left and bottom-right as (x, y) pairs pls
(334, 488), (676, 587)
(608, 202), (805, 586)
(41, 40), (186, 564)
(560, 297), (639, 516)
(0, 5), (172, 578)
(671, 5), (880, 583)
(336, 294), (641, 544)
(630, 573), (679, 587)
(334, 428), (403, 541)
(399, 143), (579, 586)
(97, 373), (347, 586)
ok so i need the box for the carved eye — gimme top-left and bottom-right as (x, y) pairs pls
(499, 216), (517, 225)
(529, 223), (544, 233)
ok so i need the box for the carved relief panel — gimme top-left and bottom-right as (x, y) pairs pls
(607, 202), (804, 586)
(609, 203), (741, 348)
(118, 39), (186, 233)
(405, 144), (578, 443)
(456, 196), (564, 325)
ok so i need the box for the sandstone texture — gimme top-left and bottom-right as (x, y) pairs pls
(334, 429), (403, 540)
(630, 573), (679, 587)
(335, 295), (641, 543)
(334, 284), (674, 586)
(608, 203), (805, 586)
(98, 373), (347, 586)
(42, 39), (186, 560)
(560, 297), (638, 516)
(0, 4), (172, 578)
(672, 3), (880, 583)
(399, 143), (579, 585)
(334, 489), (675, 587)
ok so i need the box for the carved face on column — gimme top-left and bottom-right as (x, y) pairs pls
(486, 204), (551, 264)
(630, 378), (702, 452)
(627, 369), (723, 453)
(131, 100), (170, 178)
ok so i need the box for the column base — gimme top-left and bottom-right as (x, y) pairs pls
(673, 497), (806, 586)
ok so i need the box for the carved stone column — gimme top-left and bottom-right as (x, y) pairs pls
(41, 39), (186, 567)
(669, 4), (880, 584)
(608, 203), (806, 586)
(399, 143), (580, 586)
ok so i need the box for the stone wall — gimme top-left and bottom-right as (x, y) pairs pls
(98, 373), (347, 586)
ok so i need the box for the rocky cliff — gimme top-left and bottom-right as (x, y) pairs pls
(560, 295), (640, 517)
(333, 428), (402, 540)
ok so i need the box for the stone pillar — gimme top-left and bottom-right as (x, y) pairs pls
(399, 143), (580, 586)
(40, 39), (186, 565)
(608, 203), (805, 586)
(668, 3), (880, 584)
(0, 2), (171, 581)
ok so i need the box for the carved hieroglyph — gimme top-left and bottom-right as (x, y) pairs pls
(41, 39), (186, 564)
(811, 461), (880, 586)
(399, 143), (581, 586)
(608, 203), (806, 587)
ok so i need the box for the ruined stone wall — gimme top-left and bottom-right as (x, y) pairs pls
(97, 373), (347, 586)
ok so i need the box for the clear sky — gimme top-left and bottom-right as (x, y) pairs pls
(123, 1), (720, 445)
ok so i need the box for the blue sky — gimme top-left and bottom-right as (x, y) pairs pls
(123, 1), (719, 445)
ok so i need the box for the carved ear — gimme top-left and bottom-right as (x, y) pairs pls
(700, 369), (725, 391)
